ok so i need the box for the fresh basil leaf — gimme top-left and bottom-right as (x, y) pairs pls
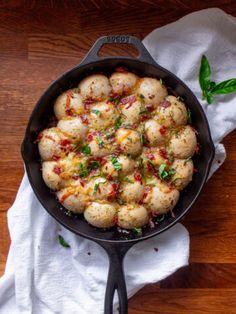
(91, 109), (101, 116)
(97, 136), (104, 147)
(199, 55), (211, 99)
(133, 227), (142, 235)
(211, 78), (236, 95)
(79, 163), (88, 178)
(123, 177), (134, 184)
(58, 235), (70, 248)
(206, 93), (213, 104)
(111, 156), (122, 171)
(115, 116), (122, 129)
(81, 145), (91, 155)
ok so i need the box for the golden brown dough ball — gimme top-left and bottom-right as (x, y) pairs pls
(42, 161), (65, 191)
(157, 95), (187, 126)
(116, 128), (142, 156)
(120, 173), (144, 203)
(110, 72), (138, 94)
(54, 91), (84, 119)
(143, 181), (179, 215)
(136, 78), (167, 107)
(168, 125), (197, 159)
(78, 74), (111, 100)
(57, 117), (88, 140)
(84, 202), (117, 228)
(171, 158), (194, 190)
(38, 127), (65, 161)
(118, 203), (149, 229)
(89, 101), (118, 130)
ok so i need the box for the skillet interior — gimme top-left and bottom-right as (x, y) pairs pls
(22, 58), (214, 243)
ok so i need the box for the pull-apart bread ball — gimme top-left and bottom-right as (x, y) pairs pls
(56, 187), (89, 214)
(54, 90), (84, 119)
(144, 119), (166, 146)
(86, 177), (117, 201)
(157, 95), (188, 126)
(89, 101), (118, 130)
(171, 159), (194, 190)
(78, 74), (111, 100)
(115, 128), (142, 156)
(84, 202), (117, 228)
(42, 161), (65, 191)
(168, 125), (197, 159)
(120, 172), (144, 203)
(120, 97), (143, 125)
(143, 181), (180, 216)
(38, 127), (67, 161)
(136, 78), (168, 107)
(88, 133), (115, 157)
(110, 71), (138, 94)
(57, 117), (88, 140)
(142, 147), (168, 167)
(118, 203), (149, 229)
(102, 155), (135, 178)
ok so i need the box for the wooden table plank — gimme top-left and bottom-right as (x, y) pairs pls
(1, 1), (236, 313)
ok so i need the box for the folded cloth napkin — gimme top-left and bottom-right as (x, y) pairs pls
(0, 7), (236, 314)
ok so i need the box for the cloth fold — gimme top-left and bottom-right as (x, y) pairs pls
(0, 7), (236, 314)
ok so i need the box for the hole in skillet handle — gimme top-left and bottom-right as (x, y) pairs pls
(79, 35), (157, 66)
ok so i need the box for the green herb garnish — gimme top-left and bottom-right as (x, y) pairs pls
(115, 116), (122, 129)
(158, 164), (176, 181)
(81, 145), (91, 156)
(109, 95), (121, 106)
(58, 235), (70, 248)
(79, 163), (88, 178)
(91, 109), (101, 116)
(111, 156), (122, 171)
(187, 108), (192, 124)
(160, 78), (164, 85)
(156, 214), (166, 222)
(199, 55), (236, 104)
(139, 109), (148, 115)
(139, 93), (145, 101)
(177, 96), (184, 102)
(97, 136), (104, 147)
(123, 177), (134, 184)
(133, 227), (142, 235)
(93, 183), (100, 195)
(88, 160), (100, 171)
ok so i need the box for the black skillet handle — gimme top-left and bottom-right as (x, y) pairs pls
(79, 35), (156, 66)
(99, 242), (136, 314)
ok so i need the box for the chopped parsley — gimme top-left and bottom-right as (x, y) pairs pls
(160, 78), (164, 85)
(187, 108), (192, 124)
(81, 145), (91, 156)
(133, 227), (142, 235)
(109, 95), (121, 105)
(58, 235), (70, 248)
(93, 183), (100, 195)
(91, 109), (101, 116)
(115, 116), (122, 129)
(158, 164), (176, 181)
(111, 156), (122, 171)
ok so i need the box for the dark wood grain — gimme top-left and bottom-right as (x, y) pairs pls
(1, 1), (236, 313)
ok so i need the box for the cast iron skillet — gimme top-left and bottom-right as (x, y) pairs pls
(21, 35), (215, 314)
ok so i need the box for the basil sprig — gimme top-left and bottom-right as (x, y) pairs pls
(199, 55), (236, 104)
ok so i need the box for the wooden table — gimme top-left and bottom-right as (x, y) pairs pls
(1, 1), (236, 313)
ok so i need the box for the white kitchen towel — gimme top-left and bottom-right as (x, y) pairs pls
(0, 7), (236, 314)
